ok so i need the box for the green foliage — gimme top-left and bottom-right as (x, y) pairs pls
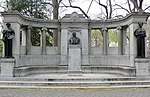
(31, 28), (54, 46)
(46, 29), (54, 46)
(8, 0), (53, 46)
(31, 28), (41, 46)
(91, 29), (103, 47)
(8, 0), (50, 19)
(8, 0), (30, 12)
(108, 29), (118, 47)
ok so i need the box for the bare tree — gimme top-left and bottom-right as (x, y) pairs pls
(127, 0), (150, 12)
(130, 0), (144, 11)
(94, 0), (113, 19)
(42, 0), (89, 19)
(60, 0), (89, 18)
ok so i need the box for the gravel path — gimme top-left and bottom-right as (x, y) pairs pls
(0, 88), (149, 97)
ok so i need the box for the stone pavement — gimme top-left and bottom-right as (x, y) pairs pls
(0, 88), (150, 97)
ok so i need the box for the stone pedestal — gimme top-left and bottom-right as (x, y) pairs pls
(68, 45), (81, 72)
(1, 58), (15, 77)
(135, 58), (149, 77)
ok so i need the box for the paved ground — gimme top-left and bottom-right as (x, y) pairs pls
(0, 88), (150, 97)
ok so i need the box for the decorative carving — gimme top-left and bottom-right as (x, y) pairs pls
(134, 22), (146, 58)
(68, 27), (81, 33)
(70, 12), (80, 21)
(101, 27), (107, 31)
(117, 26), (122, 30)
(2, 23), (15, 58)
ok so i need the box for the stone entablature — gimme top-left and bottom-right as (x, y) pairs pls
(2, 11), (150, 29)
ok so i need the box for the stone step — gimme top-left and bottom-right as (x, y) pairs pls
(0, 78), (150, 88)
(15, 65), (135, 77)
(1, 77), (150, 82)
(1, 74), (150, 88)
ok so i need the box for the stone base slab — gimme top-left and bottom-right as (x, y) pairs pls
(135, 58), (149, 77)
(1, 58), (15, 77)
(68, 45), (81, 71)
(67, 70), (83, 74)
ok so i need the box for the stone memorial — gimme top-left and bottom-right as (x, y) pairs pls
(1, 23), (15, 77)
(0, 11), (150, 78)
(68, 32), (81, 72)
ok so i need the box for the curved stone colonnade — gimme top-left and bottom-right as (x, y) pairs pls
(1, 11), (150, 77)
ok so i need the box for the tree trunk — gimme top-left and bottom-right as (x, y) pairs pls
(52, 0), (59, 46)
(108, 0), (112, 19)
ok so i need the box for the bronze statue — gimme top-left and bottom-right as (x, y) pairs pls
(134, 23), (146, 58)
(2, 23), (15, 58)
(69, 32), (80, 45)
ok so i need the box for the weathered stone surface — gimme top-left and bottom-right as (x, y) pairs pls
(1, 58), (15, 77)
(68, 45), (81, 71)
(135, 58), (149, 77)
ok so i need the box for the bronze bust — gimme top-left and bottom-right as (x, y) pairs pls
(69, 32), (80, 45)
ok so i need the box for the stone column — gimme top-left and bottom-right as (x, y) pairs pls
(41, 27), (47, 55)
(81, 28), (90, 65)
(57, 28), (61, 54)
(60, 28), (68, 65)
(10, 23), (21, 56)
(129, 23), (138, 66)
(26, 26), (32, 55)
(88, 28), (92, 55)
(53, 29), (58, 46)
(21, 28), (26, 46)
(117, 26), (123, 55)
(102, 28), (108, 55)
(122, 27), (127, 55)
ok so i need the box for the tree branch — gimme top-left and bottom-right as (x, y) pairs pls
(127, 0), (132, 12)
(139, 0), (144, 9)
(114, 4), (130, 13)
(96, 0), (109, 19)
(130, 0), (139, 11)
(144, 6), (150, 11)
(66, 0), (89, 18)
(87, 0), (94, 14)
(108, 0), (112, 19)
(58, 0), (63, 4)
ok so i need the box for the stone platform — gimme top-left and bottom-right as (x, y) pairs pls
(27, 73), (122, 79)
(0, 73), (150, 89)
